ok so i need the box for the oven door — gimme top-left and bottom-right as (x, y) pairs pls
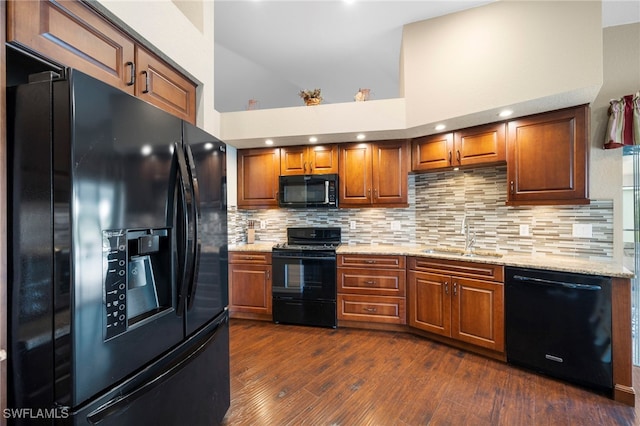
(271, 250), (337, 301)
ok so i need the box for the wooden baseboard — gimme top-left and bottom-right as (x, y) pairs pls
(614, 384), (636, 407)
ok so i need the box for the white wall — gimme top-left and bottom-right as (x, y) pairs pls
(401, 0), (603, 132)
(97, 0), (220, 137)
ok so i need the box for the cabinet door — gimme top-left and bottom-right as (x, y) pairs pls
(307, 145), (338, 174)
(451, 277), (504, 352)
(454, 123), (506, 167)
(7, 0), (135, 94)
(135, 47), (196, 124)
(237, 148), (281, 208)
(339, 143), (372, 206)
(411, 133), (453, 171)
(280, 146), (308, 176)
(372, 140), (409, 206)
(408, 271), (451, 337)
(507, 105), (589, 205)
(228, 264), (272, 315)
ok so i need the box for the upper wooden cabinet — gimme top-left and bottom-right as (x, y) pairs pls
(7, 0), (196, 124)
(339, 140), (410, 207)
(506, 105), (589, 205)
(412, 123), (506, 172)
(280, 144), (338, 175)
(135, 47), (196, 124)
(237, 148), (281, 209)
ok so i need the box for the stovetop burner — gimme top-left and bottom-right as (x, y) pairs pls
(273, 227), (342, 252)
(273, 242), (340, 251)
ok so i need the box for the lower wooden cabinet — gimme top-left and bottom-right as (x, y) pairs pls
(337, 254), (406, 325)
(408, 257), (504, 352)
(228, 252), (272, 319)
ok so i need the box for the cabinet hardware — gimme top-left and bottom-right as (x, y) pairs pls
(310, 162), (313, 173)
(510, 181), (514, 194)
(304, 162), (307, 172)
(367, 188), (371, 199)
(363, 307), (377, 313)
(266, 270), (270, 280)
(445, 281), (449, 295)
(374, 188), (378, 199)
(448, 151), (452, 165)
(364, 260), (375, 264)
(364, 280), (376, 285)
(453, 282), (458, 296)
(456, 150), (461, 163)
(141, 70), (150, 94)
(126, 61), (135, 86)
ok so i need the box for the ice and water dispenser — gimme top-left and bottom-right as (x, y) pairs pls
(103, 228), (172, 340)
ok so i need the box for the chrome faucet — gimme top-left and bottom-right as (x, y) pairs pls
(461, 215), (476, 254)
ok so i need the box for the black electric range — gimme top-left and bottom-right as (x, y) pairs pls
(271, 227), (341, 328)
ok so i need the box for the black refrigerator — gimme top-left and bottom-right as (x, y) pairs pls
(7, 69), (229, 425)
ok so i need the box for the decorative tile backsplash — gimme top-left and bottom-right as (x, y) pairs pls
(229, 166), (614, 260)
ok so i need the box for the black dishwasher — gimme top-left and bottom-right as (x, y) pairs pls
(505, 267), (612, 391)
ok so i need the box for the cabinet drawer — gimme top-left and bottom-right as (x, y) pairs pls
(338, 254), (405, 269)
(229, 252), (272, 265)
(338, 294), (406, 324)
(409, 257), (503, 282)
(337, 268), (405, 296)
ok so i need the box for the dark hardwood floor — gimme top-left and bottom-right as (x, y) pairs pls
(222, 319), (638, 425)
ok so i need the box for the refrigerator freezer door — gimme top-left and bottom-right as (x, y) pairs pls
(182, 122), (228, 336)
(61, 71), (185, 406)
(76, 311), (230, 426)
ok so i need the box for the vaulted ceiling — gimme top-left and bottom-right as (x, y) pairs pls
(214, 0), (640, 114)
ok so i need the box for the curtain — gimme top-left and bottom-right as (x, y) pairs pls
(604, 92), (640, 149)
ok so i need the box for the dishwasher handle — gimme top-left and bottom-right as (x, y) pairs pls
(512, 274), (602, 291)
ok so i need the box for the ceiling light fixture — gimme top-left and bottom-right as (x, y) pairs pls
(141, 145), (152, 156)
(204, 142), (214, 150)
(435, 124), (446, 131)
(499, 109), (513, 118)
(309, 136), (318, 143)
(356, 134), (366, 140)
(265, 139), (274, 145)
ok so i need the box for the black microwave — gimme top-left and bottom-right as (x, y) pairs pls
(278, 174), (338, 208)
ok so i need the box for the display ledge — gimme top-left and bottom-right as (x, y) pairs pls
(337, 244), (634, 279)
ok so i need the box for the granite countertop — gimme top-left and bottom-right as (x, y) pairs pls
(227, 242), (633, 278)
(337, 244), (634, 278)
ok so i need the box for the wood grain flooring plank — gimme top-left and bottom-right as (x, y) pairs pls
(223, 320), (639, 425)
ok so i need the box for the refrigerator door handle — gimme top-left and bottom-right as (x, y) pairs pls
(184, 143), (202, 310)
(174, 142), (195, 316)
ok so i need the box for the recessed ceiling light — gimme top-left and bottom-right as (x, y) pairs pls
(499, 109), (513, 118)
(435, 124), (446, 131)
(309, 136), (318, 143)
(356, 134), (366, 140)
(265, 139), (274, 145)
(204, 142), (213, 150)
(141, 145), (152, 156)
